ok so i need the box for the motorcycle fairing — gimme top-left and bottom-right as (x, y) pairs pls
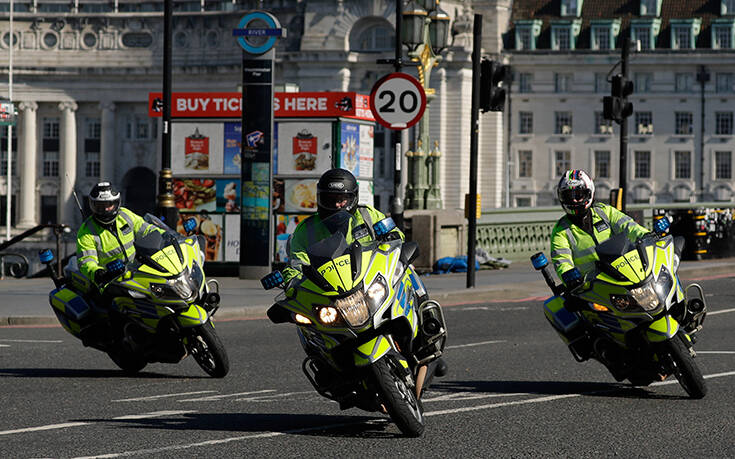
(645, 315), (680, 342)
(138, 244), (186, 277)
(353, 334), (398, 367)
(176, 304), (210, 328)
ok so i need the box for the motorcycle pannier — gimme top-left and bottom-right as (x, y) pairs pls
(543, 296), (580, 344)
(50, 287), (92, 336)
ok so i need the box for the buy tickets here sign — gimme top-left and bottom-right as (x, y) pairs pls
(148, 92), (375, 121)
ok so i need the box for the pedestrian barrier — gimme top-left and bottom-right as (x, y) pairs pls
(0, 224), (70, 279)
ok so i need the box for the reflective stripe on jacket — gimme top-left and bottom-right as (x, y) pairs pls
(76, 207), (162, 284)
(550, 202), (650, 282)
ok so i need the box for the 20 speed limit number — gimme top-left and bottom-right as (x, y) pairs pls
(370, 73), (427, 130)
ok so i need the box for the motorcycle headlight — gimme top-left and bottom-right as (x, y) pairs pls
(655, 266), (674, 301)
(365, 274), (388, 310)
(317, 306), (341, 325)
(334, 291), (370, 328)
(150, 271), (197, 301)
(630, 283), (660, 311)
(169, 273), (195, 301)
(610, 294), (635, 311)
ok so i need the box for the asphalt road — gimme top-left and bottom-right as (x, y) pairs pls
(1, 277), (734, 458)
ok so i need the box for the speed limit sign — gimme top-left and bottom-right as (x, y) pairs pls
(370, 72), (427, 130)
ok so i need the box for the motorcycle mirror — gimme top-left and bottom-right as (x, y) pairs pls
(106, 259), (126, 275)
(261, 270), (284, 290)
(373, 217), (396, 237)
(183, 218), (198, 235)
(530, 252), (548, 270)
(39, 249), (54, 264)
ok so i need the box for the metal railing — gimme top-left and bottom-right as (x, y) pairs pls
(0, 224), (70, 278)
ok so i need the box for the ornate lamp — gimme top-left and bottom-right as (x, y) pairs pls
(428, 6), (450, 54)
(401, 1), (427, 52)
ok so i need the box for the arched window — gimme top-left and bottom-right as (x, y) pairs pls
(351, 20), (395, 52)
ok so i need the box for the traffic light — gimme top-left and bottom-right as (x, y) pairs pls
(480, 58), (508, 112)
(602, 74), (633, 123)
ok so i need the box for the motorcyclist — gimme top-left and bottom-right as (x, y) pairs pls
(550, 169), (651, 286)
(282, 168), (447, 380)
(282, 168), (402, 283)
(77, 182), (164, 292)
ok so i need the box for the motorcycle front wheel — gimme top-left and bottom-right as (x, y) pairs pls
(186, 320), (230, 378)
(371, 358), (425, 437)
(664, 333), (707, 399)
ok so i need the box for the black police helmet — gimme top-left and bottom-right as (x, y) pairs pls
(316, 168), (358, 219)
(89, 182), (121, 225)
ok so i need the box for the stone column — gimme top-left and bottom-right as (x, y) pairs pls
(99, 101), (116, 182)
(59, 101), (78, 227)
(17, 101), (38, 229)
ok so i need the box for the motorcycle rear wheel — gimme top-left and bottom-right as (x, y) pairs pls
(371, 358), (425, 437)
(665, 333), (707, 399)
(187, 320), (229, 378)
(108, 347), (147, 375)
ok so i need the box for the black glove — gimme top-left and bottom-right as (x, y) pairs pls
(94, 269), (119, 285)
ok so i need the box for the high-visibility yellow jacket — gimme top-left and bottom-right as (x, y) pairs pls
(76, 207), (163, 285)
(550, 202), (650, 282)
(282, 206), (403, 282)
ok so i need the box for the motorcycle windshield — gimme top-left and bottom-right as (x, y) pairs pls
(595, 233), (648, 284)
(133, 230), (186, 276)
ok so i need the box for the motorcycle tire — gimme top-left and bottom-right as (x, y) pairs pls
(371, 358), (425, 437)
(108, 347), (147, 375)
(665, 333), (707, 399)
(187, 320), (229, 378)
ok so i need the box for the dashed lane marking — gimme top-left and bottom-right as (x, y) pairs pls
(447, 340), (506, 349)
(0, 339), (63, 343)
(178, 389), (275, 402)
(113, 391), (217, 402)
(709, 308), (735, 315)
(0, 411), (195, 436)
(697, 351), (735, 355)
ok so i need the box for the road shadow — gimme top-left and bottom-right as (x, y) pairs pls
(0, 368), (208, 379)
(427, 380), (688, 400)
(79, 412), (404, 439)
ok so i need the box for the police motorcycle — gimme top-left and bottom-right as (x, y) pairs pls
(39, 215), (229, 378)
(531, 217), (707, 398)
(261, 211), (447, 437)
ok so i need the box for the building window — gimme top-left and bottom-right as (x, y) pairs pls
(519, 73), (533, 93)
(560, 0), (581, 17)
(0, 195), (16, 227)
(674, 151), (692, 179)
(640, 0), (660, 16)
(672, 26), (692, 49)
(41, 196), (57, 224)
(517, 28), (532, 50)
(555, 73), (572, 93)
(595, 112), (614, 135)
(594, 150), (611, 178)
(85, 152), (100, 178)
(515, 197), (532, 207)
(555, 151), (571, 177)
(555, 112), (573, 135)
(722, 0), (735, 15)
(716, 73), (735, 93)
(634, 151), (651, 178)
(514, 20), (542, 51)
(0, 130), (17, 176)
(518, 150), (533, 177)
(675, 112), (693, 135)
(716, 112), (734, 135)
(86, 118), (101, 139)
(632, 26), (652, 49)
(713, 24), (733, 49)
(555, 27), (571, 50)
(551, 20), (581, 50)
(675, 73), (693, 92)
(126, 116), (154, 140)
(593, 26), (610, 50)
(354, 24), (394, 52)
(43, 151), (59, 177)
(595, 73), (611, 93)
(635, 112), (654, 135)
(44, 117), (59, 139)
(519, 112), (533, 134)
(716, 151), (732, 179)
(635, 73), (652, 93)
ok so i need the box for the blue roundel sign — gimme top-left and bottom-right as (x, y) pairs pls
(234, 11), (283, 55)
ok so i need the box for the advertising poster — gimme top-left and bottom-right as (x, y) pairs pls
(340, 122), (360, 177)
(273, 122), (278, 175)
(277, 121), (332, 175)
(284, 178), (318, 213)
(224, 214), (240, 262)
(358, 180), (374, 207)
(174, 178), (216, 212)
(172, 122), (224, 175)
(241, 181), (270, 221)
(216, 179), (240, 213)
(176, 213), (223, 262)
(275, 214), (311, 262)
(273, 178), (285, 213)
(223, 122), (241, 175)
(358, 124), (374, 179)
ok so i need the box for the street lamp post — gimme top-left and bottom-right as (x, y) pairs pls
(401, 0), (449, 210)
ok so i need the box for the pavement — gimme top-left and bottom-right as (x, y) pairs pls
(2, 257), (735, 326)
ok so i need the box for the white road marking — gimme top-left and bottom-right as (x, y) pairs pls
(0, 422), (90, 436)
(697, 351), (735, 355)
(423, 392), (529, 403)
(178, 389), (275, 402)
(112, 411), (195, 420)
(0, 339), (63, 343)
(234, 391), (314, 402)
(709, 308), (735, 315)
(112, 391), (216, 402)
(447, 340), (506, 349)
(458, 306), (529, 312)
(0, 344), (9, 348)
(650, 370), (735, 386)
